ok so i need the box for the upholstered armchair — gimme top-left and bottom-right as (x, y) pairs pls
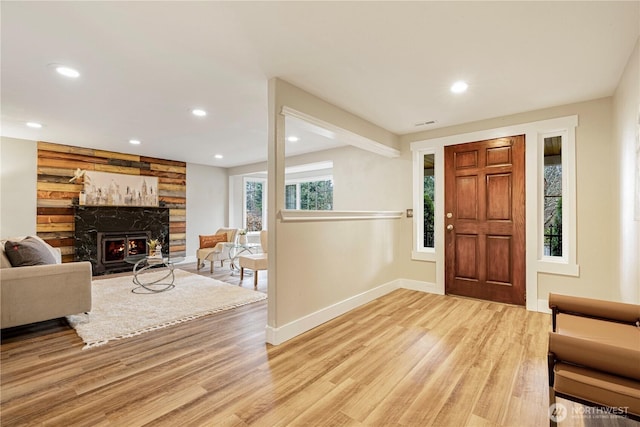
(197, 228), (238, 273)
(547, 293), (640, 426)
(239, 230), (267, 289)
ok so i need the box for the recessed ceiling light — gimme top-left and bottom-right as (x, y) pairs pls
(287, 136), (300, 143)
(26, 122), (43, 128)
(192, 109), (207, 117)
(214, 154), (223, 159)
(129, 139), (141, 145)
(55, 66), (80, 78)
(450, 81), (468, 94)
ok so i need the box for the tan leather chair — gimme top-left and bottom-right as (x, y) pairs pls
(239, 230), (267, 289)
(547, 293), (640, 426)
(196, 228), (237, 273)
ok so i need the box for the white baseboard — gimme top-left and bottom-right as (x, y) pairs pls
(537, 299), (552, 314)
(265, 280), (399, 345)
(264, 278), (555, 346)
(397, 279), (442, 295)
(265, 278), (444, 346)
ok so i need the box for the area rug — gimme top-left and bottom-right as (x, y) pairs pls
(66, 269), (266, 349)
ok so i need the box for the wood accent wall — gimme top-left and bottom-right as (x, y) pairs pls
(36, 141), (186, 262)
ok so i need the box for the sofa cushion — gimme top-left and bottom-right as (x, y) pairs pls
(199, 233), (228, 249)
(1, 235), (61, 268)
(0, 248), (11, 269)
(4, 237), (57, 267)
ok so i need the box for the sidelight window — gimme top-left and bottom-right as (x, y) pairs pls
(538, 124), (578, 277)
(423, 154), (435, 249)
(543, 136), (562, 257)
(412, 149), (438, 260)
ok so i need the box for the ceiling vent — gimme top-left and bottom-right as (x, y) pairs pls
(414, 120), (437, 127)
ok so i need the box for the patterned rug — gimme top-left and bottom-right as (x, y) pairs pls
(66, 269), (266, 349)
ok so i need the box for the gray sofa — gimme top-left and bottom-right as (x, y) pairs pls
(1, 236), (92, 329)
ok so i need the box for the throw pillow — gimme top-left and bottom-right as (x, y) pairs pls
(199, 233), (227, 249)
(4, 236), (57, 267)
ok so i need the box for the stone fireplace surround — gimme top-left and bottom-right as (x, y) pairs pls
(75, 206), (169, 275)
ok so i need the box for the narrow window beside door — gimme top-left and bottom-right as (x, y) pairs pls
(412, 149), (437, 259)
(423, 154), (435, 249)
(538, 123), (578, 277)
(543, 136), (562, 257)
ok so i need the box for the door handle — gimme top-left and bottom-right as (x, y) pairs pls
(447, 224), (454, 231)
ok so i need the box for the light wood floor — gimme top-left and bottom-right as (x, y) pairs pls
(1, 264), (637, 426)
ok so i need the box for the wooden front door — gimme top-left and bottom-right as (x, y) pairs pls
(444, 135), (525, 305)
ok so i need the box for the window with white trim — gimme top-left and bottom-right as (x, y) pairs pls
(422, 154), (435, 249)
(285, 178), (333, 210)
(244, 178), (266, 231)
(412, 148), (438, 259)
(537, 121), (578, 276)
(543, 135), (562, 257)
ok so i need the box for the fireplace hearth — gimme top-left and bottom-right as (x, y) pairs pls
(75, 206), (169, 275)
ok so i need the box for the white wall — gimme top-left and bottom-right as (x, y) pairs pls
(185, 163), (228, 260)
(264, 78), (630, 344)
(401, 97), (619, 303)
(274, 144), (408, 210)
(613, 37), (640, 303)
(331, 146), (407, 210)
(0, 137), (37, 238)
(228, 142), (410, 230)
(228, 174), (244, 229)
(267, 78), (403, 344)
(282, 146), (431, 285)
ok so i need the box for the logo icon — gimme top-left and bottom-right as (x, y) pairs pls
(549, 403), (568, 423)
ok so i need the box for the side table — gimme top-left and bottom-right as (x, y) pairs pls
(125, 255), (184, 294)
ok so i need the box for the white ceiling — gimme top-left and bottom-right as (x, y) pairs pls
(1, 1), (638, 168)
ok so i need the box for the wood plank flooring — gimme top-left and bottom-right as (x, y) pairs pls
(1, 264), (637, 426)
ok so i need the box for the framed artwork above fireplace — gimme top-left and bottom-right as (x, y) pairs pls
(83, 171), (158, 207)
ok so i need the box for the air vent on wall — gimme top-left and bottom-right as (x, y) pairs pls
(414, 120), (437, 127)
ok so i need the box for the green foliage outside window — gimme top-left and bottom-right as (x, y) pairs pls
(423, 175), (435, 247)
(300, 180), (333, 210)
(246, 181), (263, 231)
(285, 184), (297, 209)
(286, 180), (333, 210)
